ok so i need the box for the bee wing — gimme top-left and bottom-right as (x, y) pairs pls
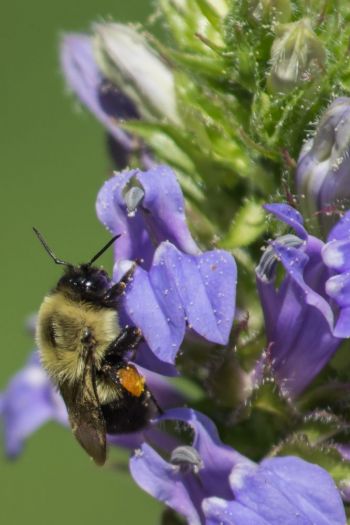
(60, 356), (107, 466)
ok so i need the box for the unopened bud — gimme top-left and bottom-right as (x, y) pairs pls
(268, 18), (326, 93)
(296, 97), (350, 234)
(247, 0), (291, 25)
(93, 23), (180, 125)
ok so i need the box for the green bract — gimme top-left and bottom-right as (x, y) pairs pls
(92, 1), (350, 249)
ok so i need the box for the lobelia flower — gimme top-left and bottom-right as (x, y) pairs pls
(130, 407), (346, 524)
(60, 33), (152, 170)
(96, 165), (237, 369)
(255, 203), (350, 396)
(296, 97), (350, 235)
(0, 351), (184, 458)
(0, 352), (67, 458)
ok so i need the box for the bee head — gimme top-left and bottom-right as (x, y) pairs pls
(57, 264), (111, 300)
(33, 228), (120, 301)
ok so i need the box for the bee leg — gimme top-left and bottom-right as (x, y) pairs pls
(103, 263), (137, 305)
(104, 326), (142, 362)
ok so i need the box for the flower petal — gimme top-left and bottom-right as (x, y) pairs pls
(272, 241), (334, 328)
(0, 352), (67, 457)
(154, 243), (236, 346)
(122, 262), (186, 364)
(130, 408), (248, 524)
(97, 170), (156, 268)
(97, 167), (200, 268)
(322, 239), (350, 272)
(158, 408), (247, 500)
(121, 242), (236, 363)
(135, 166), (200, 256)
(328, 210), (350, 242)
(257, 457), (346, 525)
(264, 203), (308, 240)
(130, 443), (203, 525)
(259, 277), (340, 395)
(60, 34), (136, 151)
(326, 272), (350, 308)
(332, 305), (350, 338)
(206, 456), (346, 525)
(203, 496), (270, 525)
(204, 457), (346, 524)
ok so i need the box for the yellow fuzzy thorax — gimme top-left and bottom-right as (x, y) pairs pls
(36, 292), (120, 387)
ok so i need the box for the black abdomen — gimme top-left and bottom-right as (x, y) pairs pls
(101, 391), (159, 434)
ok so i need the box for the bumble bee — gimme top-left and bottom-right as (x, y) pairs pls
(33, 228), (159, 466)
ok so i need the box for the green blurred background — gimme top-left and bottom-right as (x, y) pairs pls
(0, 1), (162, 523)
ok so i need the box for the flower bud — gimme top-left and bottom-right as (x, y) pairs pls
(247, 0), (291, 25)
(296, 97), (350, 234)
(268, 18), (326, 93)
(171, 0), (228, 17)
(93, 23), (180, 125)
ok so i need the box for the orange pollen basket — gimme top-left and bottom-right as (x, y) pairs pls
(118, 365), (145, 397)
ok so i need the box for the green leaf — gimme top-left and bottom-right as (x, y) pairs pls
(271, 434), (350, 487)
(195, 0), (222, 31)
(296, 411), (347, 446)
(220, 199), (265, 248)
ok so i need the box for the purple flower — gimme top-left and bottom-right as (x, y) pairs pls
(0, 352), (67, 457)
(96, 165), (237, 367)
(60, 34), (152, 169)
(0, 352), (184, 458)
(130, 408), (346, 524)
(296, 97), (350, 234)
(256, 203), (348, 396)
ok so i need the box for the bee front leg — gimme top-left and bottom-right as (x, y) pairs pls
(103, 263), (137, 306)
(104, 326), (142, 363)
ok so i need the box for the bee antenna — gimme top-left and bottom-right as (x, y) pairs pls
(33, 227), (69, 266)
(88, 234), (121, 266)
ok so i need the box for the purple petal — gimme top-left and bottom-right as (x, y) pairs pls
(203, 496), (270, 525)
(272, 241), (335, 328)
(97, 171), (157, 268)
(158, 408), (247, 500)
(122, 262), (186, 364)
(122, 242), (236, 363)
(135, 166), (200, 256)
(133, 342), (178, 377)
(130, 408), (248, 524)
(130, 443), (203, 525)
(322, 239), (350, 272)
(332, 305), (350, 338)
(272, 281), (340, 395)
(96, 167), (200, 269)
(0, 352), (67, 457)
(257, 238), (341, 396)
(60, 34), (135, 150)
(326, 272), (350, 308)
(328, 210), (350, 242)
(256, 457), (345, 524)
(204, 456), (345, 525)
(154, 243), (236, 346)
(264, 204), (308, 240)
